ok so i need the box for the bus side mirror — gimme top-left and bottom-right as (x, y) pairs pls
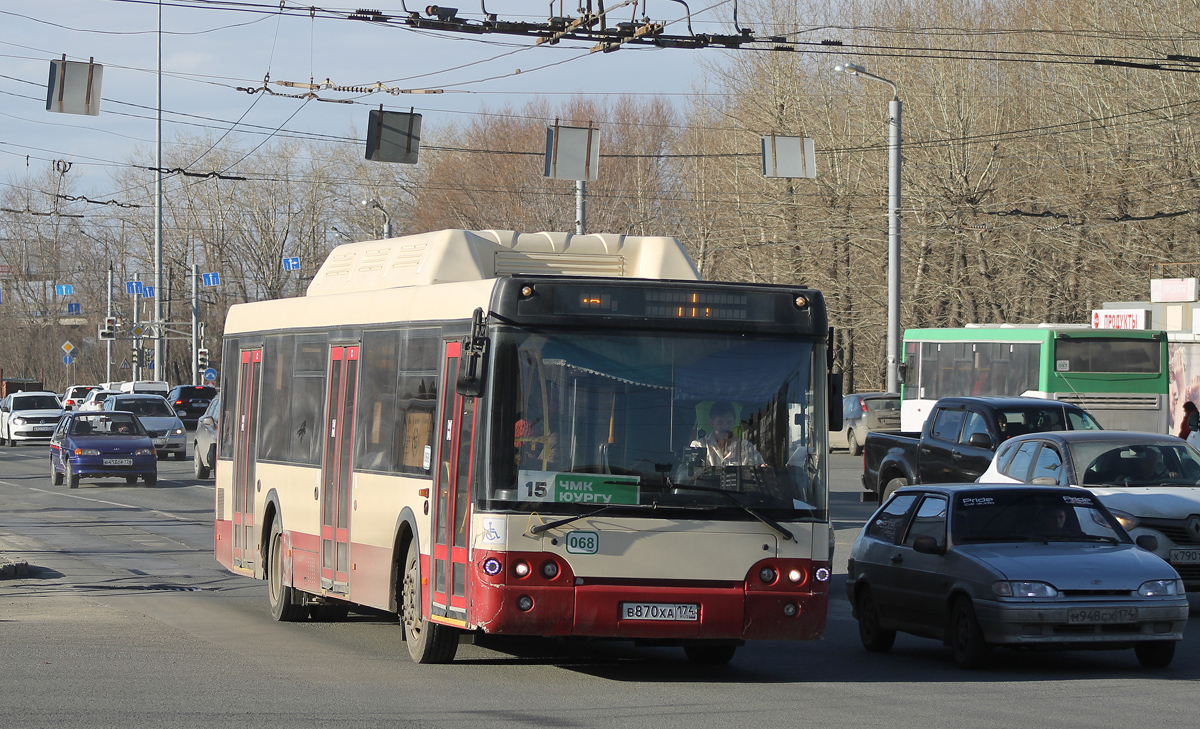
(456, 307), (489, 398)
(829, 372), (844, 432)
(897, 362), (908, 383)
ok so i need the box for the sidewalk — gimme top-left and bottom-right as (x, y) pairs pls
(0, 532), (30, 579)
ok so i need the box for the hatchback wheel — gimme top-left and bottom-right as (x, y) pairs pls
(68, 471), (80, 489)
(51, 458), (63, 486)
(194, 447), (210, 479)
(856, 586), (896, 653)
(847, 429), (862, 456)
(1135, 641), (1176, 669)
(949, 598), (991, 669)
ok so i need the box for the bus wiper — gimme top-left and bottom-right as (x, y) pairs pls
(528, 503), (658, 535)
(667, 482), (795, 541)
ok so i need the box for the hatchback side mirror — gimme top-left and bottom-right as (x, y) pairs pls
(1135, 534), (1159, 551)
(911, 535), (944, 555)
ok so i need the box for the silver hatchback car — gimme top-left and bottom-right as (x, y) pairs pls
(847, 483), (1187, 668)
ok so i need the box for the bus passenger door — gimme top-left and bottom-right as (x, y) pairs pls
(321, 345), (360, 594)
(431, 342), (475, 621)
(232, 348), (262, 572)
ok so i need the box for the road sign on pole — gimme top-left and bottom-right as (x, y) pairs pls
(131, 325), (145, 337)
(62, 341), (75, 354)
(126, 281), (144, 295)
(283, 257), (300, 271)
(55, 284), (74, 296)
(203, 367), (218, 382)
(202, 272), (221, 286)
(63, 354), (74, 365)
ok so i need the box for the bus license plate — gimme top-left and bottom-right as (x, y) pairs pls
(103, 458), (133, 466)
(1068, 607), (1138, 624)
(1169, 548), (1200, 564)
(620, 602), (698, 622)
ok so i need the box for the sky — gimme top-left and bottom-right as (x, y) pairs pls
(1, 0), (734, 199)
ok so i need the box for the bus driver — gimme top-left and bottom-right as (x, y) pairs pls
(690, 401), (766, 467)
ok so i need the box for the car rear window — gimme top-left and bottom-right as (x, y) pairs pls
(116, 399), (175, 417)
(173, 387), (216, 399)
(866, 397), (899, 412)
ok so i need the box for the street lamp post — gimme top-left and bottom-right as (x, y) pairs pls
(836, 62), (902, 393)
(362, 198), (393, 239)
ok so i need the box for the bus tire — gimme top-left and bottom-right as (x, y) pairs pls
(881, 476), (908, 504)
(401, 540), (458, 663)
(268, 519), (306, 622)
(683, 644), (737, 664)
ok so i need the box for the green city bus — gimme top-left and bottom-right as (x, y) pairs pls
(901, 325), (1167, 433)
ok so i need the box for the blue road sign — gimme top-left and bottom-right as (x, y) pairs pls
(55, 284), (73, 296)
(126, 281), (144, 295)
(204, 367), (218, 382)
(283, 256), (300, 271)
(66, 302), (81, 315)
(202, 272), (221, 287)
(63, 354), (74, 365)
(142, 286), (154, 298)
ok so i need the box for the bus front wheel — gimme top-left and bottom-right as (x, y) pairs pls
(401, 540), (458, 664)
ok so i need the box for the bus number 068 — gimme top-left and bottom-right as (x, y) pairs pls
(566, 531), (598, 554)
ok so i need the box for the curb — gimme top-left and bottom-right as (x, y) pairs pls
(0, 534), (30, 579)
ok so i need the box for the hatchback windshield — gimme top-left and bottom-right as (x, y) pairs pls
(70, 413), (143, 436)
(1076, 442), (1200, 487)
(487, 328), (827, 520)
(953, 490), (1126, 544)
(13, 395), (60, 410)
(115, 399), (175, 417)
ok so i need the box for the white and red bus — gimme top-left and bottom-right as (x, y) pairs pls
(215, 228), (838, 663)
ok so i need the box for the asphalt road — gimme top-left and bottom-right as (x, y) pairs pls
(1, 444), (1197, 728)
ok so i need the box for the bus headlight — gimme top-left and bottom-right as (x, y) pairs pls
(512, 560), (530, 578)
(481, 558), (502, 576)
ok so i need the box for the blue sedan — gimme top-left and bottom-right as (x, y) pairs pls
(50, 411), (159, 488)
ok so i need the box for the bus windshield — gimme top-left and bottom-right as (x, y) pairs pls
(488, 328), (827, 521)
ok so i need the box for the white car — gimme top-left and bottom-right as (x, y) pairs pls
(103, 394), (187, 460)
(0, 391), (64, 446)
(61, 384), (99, 411)
(979, 430), (1200, 592)
(79, 389), (120, 412)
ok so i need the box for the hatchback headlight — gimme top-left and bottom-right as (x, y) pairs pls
(74, 448), (100, 456)
(1138, 579), (1184, 597)
(11, 417), (25, 425)
(993, 581), (1059, 598)
(1110, 509), (1140, 531)
(172, 428), (184, 435)
(134, 448), (155, 456)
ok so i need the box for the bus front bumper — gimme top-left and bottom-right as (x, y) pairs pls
(470, 551), (830, 641)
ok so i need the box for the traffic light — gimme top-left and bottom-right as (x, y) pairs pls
(98, 316), (117, 340)
(131, 347), (142, 367)
(197, 348), (209, 368)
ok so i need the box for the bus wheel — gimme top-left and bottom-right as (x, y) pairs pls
(268, 520), (306, 622)
(401, 540), (458, 663)
(683, 644), (737, 664)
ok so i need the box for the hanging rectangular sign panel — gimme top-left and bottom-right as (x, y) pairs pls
(761, 135), (816, 179)
(544, 125), (599, 181)
(46, 58), (103, 116)
(365, 109), (422, 164)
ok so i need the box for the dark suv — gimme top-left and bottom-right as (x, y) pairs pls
(167, 385), (217, 427)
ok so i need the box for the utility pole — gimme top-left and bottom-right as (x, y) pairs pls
(191, 264), (199, 385)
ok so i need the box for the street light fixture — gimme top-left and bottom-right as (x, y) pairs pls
(362, 198), (393, 239)
(836, 62), (902, 393)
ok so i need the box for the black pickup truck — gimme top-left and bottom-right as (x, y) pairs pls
(861, 396), (1102, 503)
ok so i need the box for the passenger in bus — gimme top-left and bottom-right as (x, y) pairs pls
(690, 401), (765, 467)
(515, 417), (556, 469)
(1178, 401), (1198, 440)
